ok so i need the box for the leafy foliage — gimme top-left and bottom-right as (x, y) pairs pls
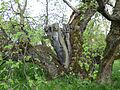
(0, 59), (119, 90)
(0, 0), (120, 89)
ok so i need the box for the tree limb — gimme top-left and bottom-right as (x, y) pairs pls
(23, 0), (27, 13)
(63, 0), (79, 13)
(10, 0), (19, 14)
(45, 0), (49, 27)
(17, 0), (28, 35)
(96, 0), (120, 22)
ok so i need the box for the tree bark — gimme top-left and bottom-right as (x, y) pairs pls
(98, 0), (120, 83)
(68, 5), (96, 78)
(98, 61), (114, 83)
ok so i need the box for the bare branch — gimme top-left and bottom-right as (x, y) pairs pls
(45, 0), (49, 27)
(63, 0), (79, 13)
(15, 0), (28, 35)
(10, 0), (19, 14)
(17, 2), (22, 12)
(23, 0), (27, 13)
(96, 0), (120, 22)
(17, 0), (27, 14)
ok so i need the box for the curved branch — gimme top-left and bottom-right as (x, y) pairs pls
(96, 0), (120, 22)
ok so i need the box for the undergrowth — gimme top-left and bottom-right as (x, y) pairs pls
(0, 59), (120, 90)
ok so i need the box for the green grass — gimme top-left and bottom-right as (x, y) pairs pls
(0, 60), (120, 90)
(111, 60), (120, 90)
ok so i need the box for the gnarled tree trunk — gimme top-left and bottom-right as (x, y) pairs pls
(68, 7), (96, 78)
(45, 1), (97, 78)
(97, 0), (120, 83)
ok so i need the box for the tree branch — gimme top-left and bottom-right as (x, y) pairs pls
(63, 0), (79, 13)
(17, 2), (22, 12)
(45, 0), (49, 27)
(23, 0), (27, 13)
(16, 0), (28, 35)
(96, 0), (120, 22)
(10, 0), (19, 14)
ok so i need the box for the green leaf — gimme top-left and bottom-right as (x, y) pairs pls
(4, 44), (13, 49)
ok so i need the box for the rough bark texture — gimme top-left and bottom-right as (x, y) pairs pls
(97, 0), (120, 83)
(68, 5), (96, 78)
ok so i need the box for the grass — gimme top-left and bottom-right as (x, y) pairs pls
(0, 60), (120, 90)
